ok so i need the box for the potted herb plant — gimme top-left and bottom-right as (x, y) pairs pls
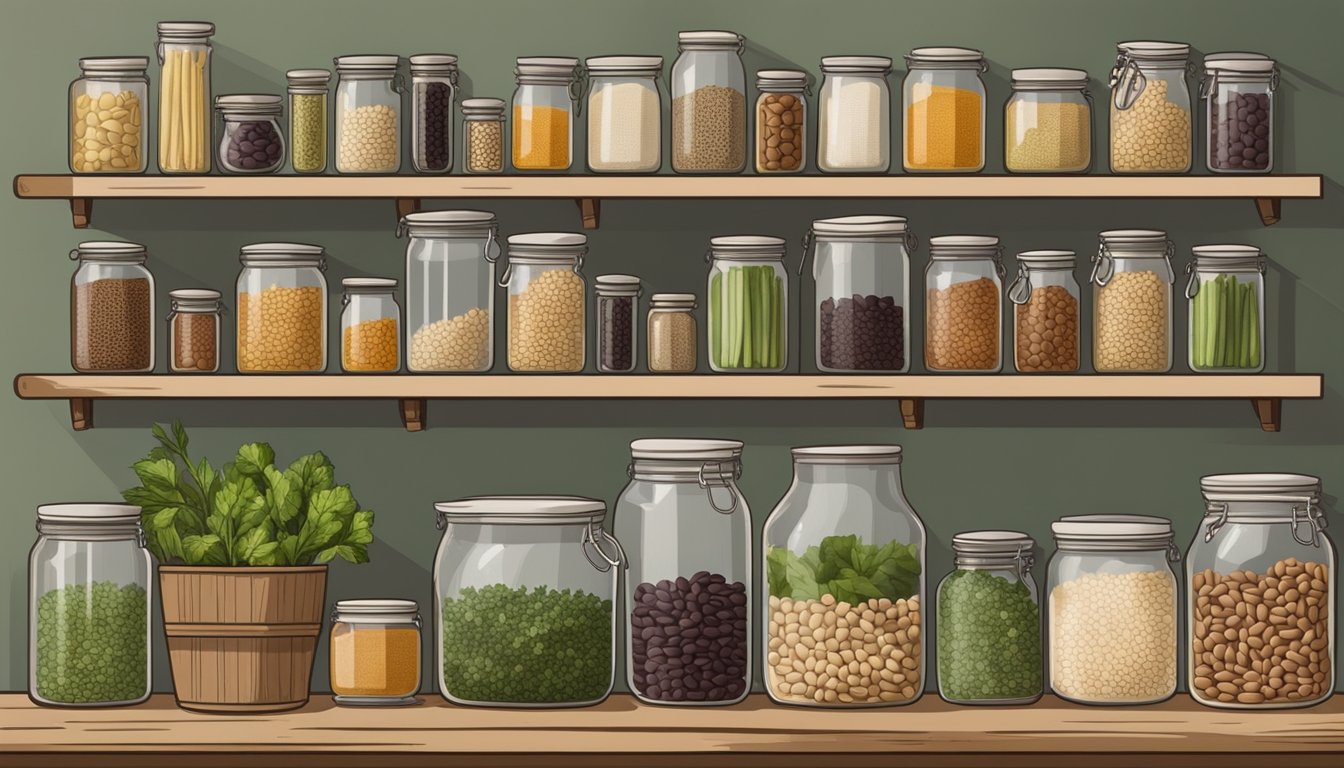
(123, 422), (374, 713)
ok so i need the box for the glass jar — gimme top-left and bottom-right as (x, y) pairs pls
(1091, 229), (1175, 373)
(1008, 250), (1081, 373)
(924, 235), (1003, 372)
(341, 277), (401, 373)
(236, 242), (327, 373)
(401, 210), (499, 372)
(1188, 474), (1334, 709)
(903, 47), (986, 173)
(287, 69), (329, 174)
(671, 31), (747, 174)
(215, 94), (285, 174)
(616, 439), (752, 706)
(586, 56), (663, 173)
(1185, 245), (1266, 373)
(1005, 68), (1092, 173)
(707, 236), (787, 372)
(1202, 54), (1277, 174)
(69, 57), (148, 174)
(595, 274), (641, 373)
(70, 241), (155, 373)
(410, 54), (458, 174)
(433, 496), (622, 707)
(503, 233), (587, 372)
(818, 56), (892, 173)
(156, 21), (213, 174)
(329, 599), (421, 706)
(1047, 514), (1180, 705)
(1109, 41), (1193, 173)
(937, 531), (1042, 705)
(763, 445), (926, 707)
(512, 57), (581, 172)
(167, 288), (222, 373)
(463, 98), (506, 174)
(28, 504), (152, 707)
(648, 293), (698, 373)
(806, 215), (914, 372)
(335, 55), (404, 174)
(754, 69), (808, 174)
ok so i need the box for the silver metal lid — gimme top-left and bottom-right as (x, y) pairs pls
(907, 46), (985, 64)
(929, 235), (1000, 260)
(409, 54), (459, 74)
(820, 56), (893, 74)
(585, 55), (663, 73)
(240, 242), (324, 258)
(516, 57), (579, 82)
(756, 69), (808, 89)
(434, 496), (606, 525)
(1052, 514), (1175, 548)
(37, 503), (142, 523)
(157, 21), (215, 40)
(812, 215), (908, 236)
(74, 241), (147, 260)
(709, 235), (787, 260)
(1099, 229), (1169, 248)
(461, 98), (506, 115)
(1190, 244), (1262, 267)
(1017, 249), (1076, 266)
(1117, 41), (1191, 60)
(631, 439), (743, 461)
(286, 69), (331, 86)
(79, 57), (150, 73)
(169, 288), (223, 313)
(342, 277), (397, 290)
(1200, 473), (1320, 499)
(402, 209), (497, 229)
(678, 30), (743, 48)
(595, 274), (641, 295)
(332, 599), (419, 624)
(508, 232), (587, 247)
(335, 55), (399, 72)
(791, 445), (903, 465)
(1011, 67), (1089, 88)
(215, 94), (283, 115)
(952, 530), (1034, 555)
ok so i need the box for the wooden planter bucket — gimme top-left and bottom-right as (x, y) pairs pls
(159, 565), (327, 713)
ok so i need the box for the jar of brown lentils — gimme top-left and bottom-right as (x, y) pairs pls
(167, 289), (223, 373)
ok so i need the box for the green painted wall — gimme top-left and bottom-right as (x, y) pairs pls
(1, 0), (1340, 695)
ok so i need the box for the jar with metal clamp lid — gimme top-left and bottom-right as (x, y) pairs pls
(1091, 229), (1175, 372)
(1008, 250), (1080, 373)
(1185, 244), (1265, 373)
(502, 233), (587, 372)
(1109, 41), (1193, 173)
(400, 210), (499, 372)
(754, 69), (808, 173)
(648, 293), (698, 372)
(512, 57), (582, 171)
(167, 288), (223, 373)
(235, 242), (328, 373)
(1201, 53), (1277, 173)
(924, 235), (1004, 372)
(329, 599), (421, 706)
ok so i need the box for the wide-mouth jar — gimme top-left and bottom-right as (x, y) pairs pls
(70, 57), (149, 174)
(215, 94), (285, 174)
(1005, 68), (1092, 173)
(329, 599), (422, 706)
(1185, 244), (1266, 373)
(70, 241), (155, 373)
(924, 235), (1004, 372)
(1109, 41), (1193, 173)
(903, 47), (987, 172)
(586, 56), (664, 173)
(502, 233), (588, 372)
(706, 235), (788, 372)
(236, 243), (328, 373)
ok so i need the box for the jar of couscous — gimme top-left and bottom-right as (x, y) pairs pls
(1005, 68), (1092, 173)
(512, 57), (581, 171)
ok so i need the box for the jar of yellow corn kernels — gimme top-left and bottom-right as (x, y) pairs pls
(69, 57), (149, 174)
(235, 243), (328, 373)
(1109, 41), (1193, 174)
(329, 599), (422, 706)
(902, 47), (987, 173)
(341, 277), (401, 373)
(1005, 68), (1092, 173)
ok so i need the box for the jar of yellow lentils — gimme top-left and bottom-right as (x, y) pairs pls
(502, 233), (587, 372)
(236, 243), (328, 373)
(341, 277), (401, 373)
(512, 57), (581, 171)
(1109, 41), (1193, 174)
(903, 47), (986, 173)
(329, 599), (422, 706)
(1005, 68), (1092, 173)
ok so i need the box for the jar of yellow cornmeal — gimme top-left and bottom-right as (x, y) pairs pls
(329, 599), (422, 706)
(512, 57), (581, 171)
(903, 47), (986, 173)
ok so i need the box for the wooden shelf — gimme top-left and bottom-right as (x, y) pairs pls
(13, 173), (1323, 229)
(13, 373), (1323, 432)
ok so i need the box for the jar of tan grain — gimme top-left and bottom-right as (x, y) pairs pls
(329, 599), (421, 706)
(501, 233), (587, 372)
(1090, 229), (1174, 373)
(1108, 41), (1193, 173)
(924, 235), (1004, 372)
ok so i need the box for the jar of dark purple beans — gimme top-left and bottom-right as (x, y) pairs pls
(1201, 53), (1277, 174)
(215, 94), (285, 174)
(409, 54), (458, 174)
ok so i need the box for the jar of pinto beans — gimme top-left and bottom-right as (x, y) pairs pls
(1008, 250), (1080, 373)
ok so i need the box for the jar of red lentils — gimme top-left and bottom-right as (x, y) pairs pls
(167, 289), (223, 373)
(235, 243), (328, 373)
(329, 599), (422, 706)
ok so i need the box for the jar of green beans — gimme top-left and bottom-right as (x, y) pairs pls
(706, 235), (788, 372)
(1184, 245), (1265, 373)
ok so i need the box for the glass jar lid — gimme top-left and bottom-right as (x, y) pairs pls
(462, 97), (506, 117)
(409, 53), (459, 76)
(215, 94), (283, 116)
(287, 68), (331, 87)
(1190, 244), (1264, 271)
(1200, 473), (1320, 502)
(1017, 249), (1076, 268)
(434, 496), (606, 526)
(1011, 67), (1089, 89)
(952, 530), (1035, 570)
(678, 30), (744, 51)
(38, 503), (141, 524)
(79, 57), (150, 74)
(1052, 514), (1176, 553)
(335, 55), (399, 80)
(631, 438), (743, 462)
(820, 56), (893, 74)
(157, 21), (215, 41)
(709, 235), (787, 261)
(507, 232), (588, 261)
(169, 288), (223, 313)
(812, 215), (909, 239)
(586, 55), (663, 74)
(906, 46), (986, 69)
(595, 274), (641, 296)
(1098, 228), (1170, 252)
(240, 242), (325, 267)
(1117, 41), (1191, 61)
(1198, 474), (1324, 546)
(756, 69), (808, 90)
(400, 209), (498, 238)
(332, 598), (419, 624)
(791, 445), (903, 465)
(928, 234), (1002, 261)
(72, 240), (147, 262)
(515, 56), (580, 84)
(1203, 56), (1276, 75)
(342, 277), (398, 293)
(650, 292), (697, 308)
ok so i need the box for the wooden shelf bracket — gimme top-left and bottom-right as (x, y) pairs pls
(400, 398), (427, 432)
(395, 197), (421, 220)
(70, 198), (92, 228)
(69, 398), (93, 430)
(576, 197), (601, 229)
(1251, 397), (1282, 432)
(1254, 197), (1281, 226)
(900, 398), (924, 430)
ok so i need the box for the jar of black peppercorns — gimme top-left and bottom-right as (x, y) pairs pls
(1200, 53), (1276, 174)
(410, 54), (458, 174)
(595, 274), (641, 372)
(214, 94), (285, 174)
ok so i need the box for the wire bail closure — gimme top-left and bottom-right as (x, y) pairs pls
(582, 519), (626, 572)
(697, 461), (741, 514)
(1110, 50), (1147, 110)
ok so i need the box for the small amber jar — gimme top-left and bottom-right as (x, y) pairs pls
(329, 599), (421, 706)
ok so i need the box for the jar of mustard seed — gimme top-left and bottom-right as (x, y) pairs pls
(167, 289), (223, 373)
(329, 599), (422, 706)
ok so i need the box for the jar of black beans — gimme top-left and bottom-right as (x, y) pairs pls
(808, 215), (914, 372)
(215, 94), (285, 174)
(410, 54), (459, 173)
(1202, 55), (1277, 174)
(595, 274), (641, 372)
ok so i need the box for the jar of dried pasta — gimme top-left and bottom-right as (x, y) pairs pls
(329, 599), (422, 706)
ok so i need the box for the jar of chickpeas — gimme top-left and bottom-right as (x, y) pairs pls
(341, 278), (401, 373)
(1109, 41), (1193, 174)
(1090, 229), (1174, 373)
(502, 233), (587, 372)
(235, 243), (328, 373)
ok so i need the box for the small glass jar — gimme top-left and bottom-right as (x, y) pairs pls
(1091, 229), (1175, 373)
(924, 235), (1004, 373)
(286, 69), (330, 174)
(616, 439), (752, 706)
(1202, 54), (1277, 174)
(503, 233), (587, 372)
(329, 599), (422, 706)
(763, 445), (927, 708)
(1008, 250), (1081, 373)
(754, 70), (808, 174)
(236, 242), (327, 373)
(512, 57), (581, 172)
(156, 21), (214, 174)
(433, 496), (622, 707)
(937, 531), (1043, 705)
(818, 56), (892, 173)
(1109, 41), (1193, 173)
(341, 277), (401, 373)
(167, 289), (223, 373)
(1185, 245), (1266, 373)
(707, 236), (787, 372)
(586, 56), (664, 173)
(410, 54), (458, 174)
(1188, 474), (1334, 709)
(29, 504), (152, 707)
(1047, 514), (1180, 705)
(1005, 68), (1092, 173)
(806, 215), (914, 372)
(335, 55), (404, 174)
(903, 47), (987, 173)
(401, 210), (499, 373)
(215, 94), (285, 174)
(671, 31), (747, 174)
(69, 57), (148, 174)
(648, 293), (698, 373)
(70, 241), (155, 373)
(595, 274), (641, 373)
(463, 98), (506, 174)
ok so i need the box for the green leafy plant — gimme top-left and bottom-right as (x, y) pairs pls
(123, 421), (374, 567)
(767, 534), (920, 604)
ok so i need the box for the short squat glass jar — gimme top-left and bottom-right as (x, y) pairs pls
(648, 293), (698, 372)
(409, 54), (458, 173)
(818, 56), (892, 173)
(286, 69), (330, 174)
(1008, 250), (1081, 373)
(236, 242), (328, 373)
(462, 98), (506, 174)
(341, 277), (401, 373)
(1048, 514), (1180, 705)
(1005, 68), (1092, 173)
(335, 55), (404, 174)
(671, 30), (747, 174)
(924, 235), (1004, 373)
(707, 236), (787, 372)
(1188, 474), (1334, 709)
(156, 21), (214, 174)
(755, 69), (807, 173)
(586, 56), (663, 173)
(513, 57), (581, 171)
(70, 241), (155, 373)
(503, 233), (587, 372)
(595, 274), (641, 373)
(616, 439), (752, 706)
(70, 57), (148, 173)
(167, 288), (223, 373)
(401, 210), (499, 372)
(29, 504), (152, 707)
(1109, 41), (1193, 173)
(329, 599), (421, 706)
(1202, 54), (1277, 174)
(215, 94), (285, 174)
(903, 47), (987, 172)
(1186, 244), (1265, 373)
(1091, 229), (1174, 372)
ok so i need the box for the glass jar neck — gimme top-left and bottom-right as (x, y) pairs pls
(37, 519), (142, 541)
(1201, 497), (1327, 547)
(793, 460), (902, 489)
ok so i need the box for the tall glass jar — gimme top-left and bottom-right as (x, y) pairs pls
(1109, 41), (1193, 173)
(616, 439), (752, 706)
(236, 243), (327, 373)
(924, 235), (1003, 372)
(329, 599), (421, 706)
(28, 504), (152, 707)
(1047, 514), (1180, 705)
(1008, 250), (1081, 373)
(463, 98), (506, 174)
(410, 54), (458, 174)
(763, 445), (926, 707)
(70, 57), (148, 174)
(401, 210), (499, 373)
(167, 288), (222, 373)
(335, 55), (404, 174)
(70, 241), (155, 373)
(512, 57), (581, 171)
(1188, 474), (1334, 709)
(287, 69), (329, 174)
(1202, 54), (1277, 173)
(586, 56), (663, 173)
(754, 69), (808, 174)
(341, 277), (401, 373)
(807, 215), (914, 372)
(433, 496), (622, 707)
(818, 56), (892, 173)
(1186, 245), (1265, 373)
(1005, 68), (1092, 173)
(671, 31), (747, 174)
(156, 21), (213, 174)
(903, 47), (986, 173)
(937, 531), (1043, 705)
(707, 236), (787, 372)
(1091, 229), (1174, 372)
(595, 274), (641, 373)
(215, 94), (285, 174)
(503, 233), (587, 372)
(648, 293), (698, 373)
